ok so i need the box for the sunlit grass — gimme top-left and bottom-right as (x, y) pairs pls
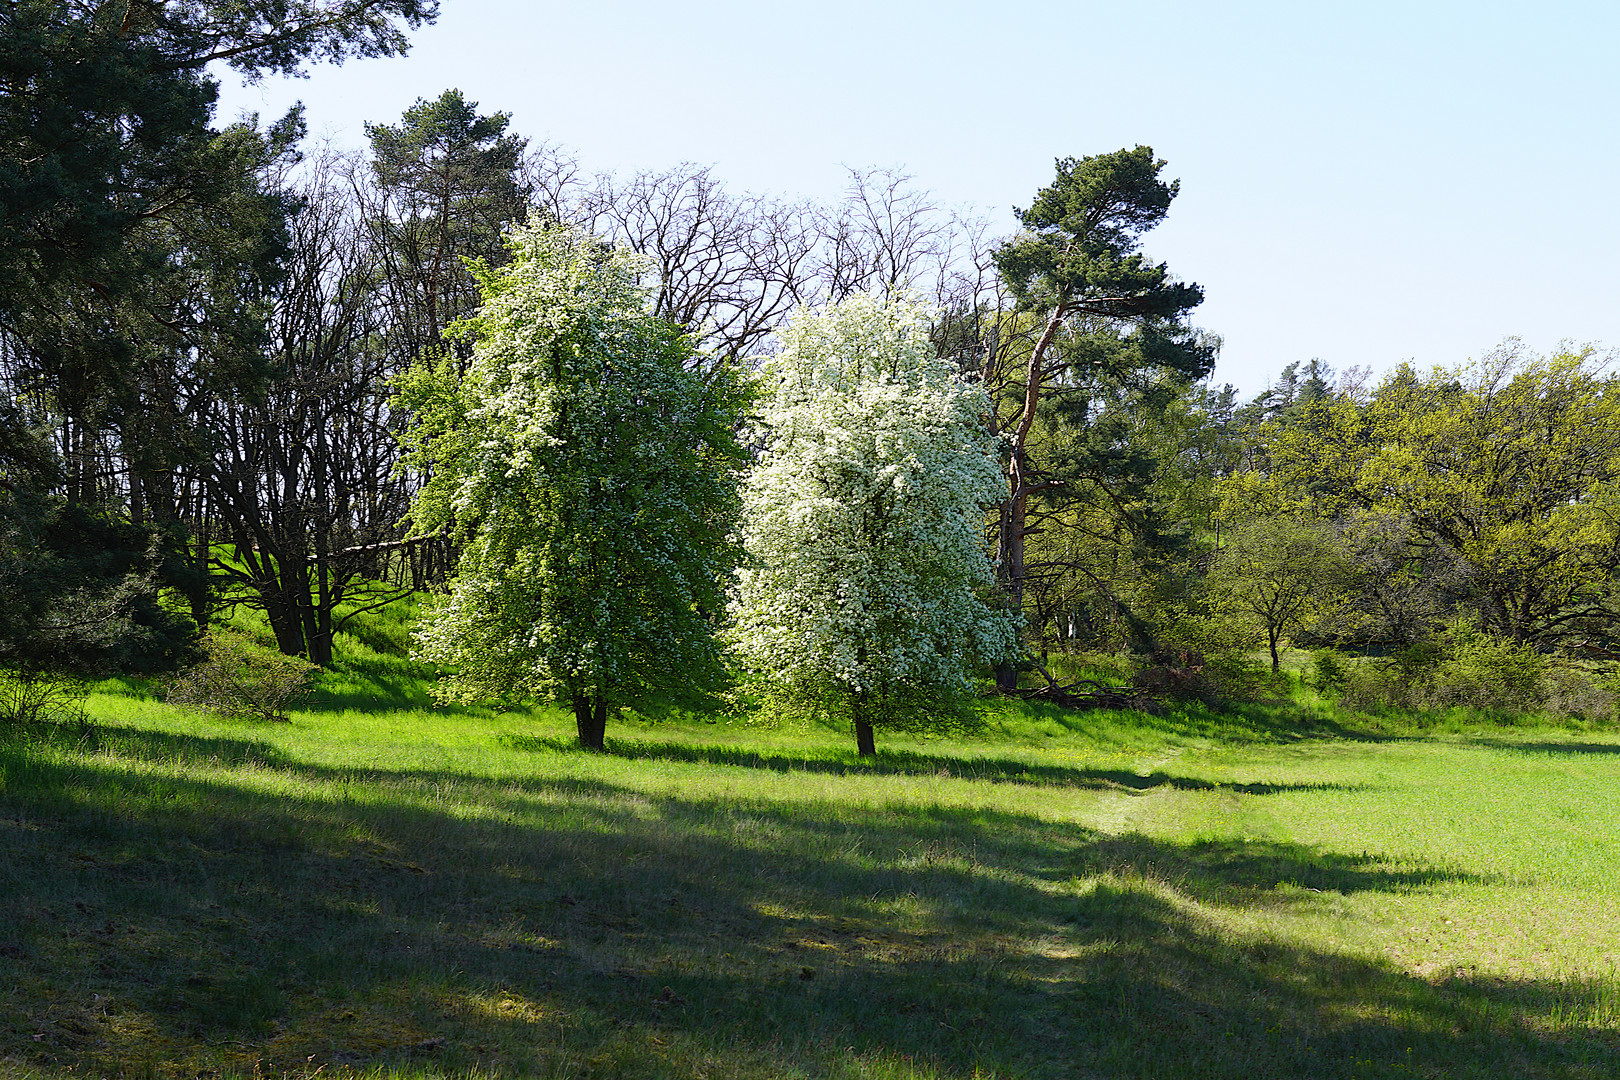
(6, 620), (1620, 1077)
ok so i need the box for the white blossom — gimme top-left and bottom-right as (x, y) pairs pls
(395, 219), (747, 741)
(730, 293), (1015, 735)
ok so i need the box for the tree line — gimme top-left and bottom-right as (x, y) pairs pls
(4, 1), (1615, 742)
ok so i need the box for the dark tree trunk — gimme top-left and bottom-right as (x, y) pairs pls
(853, 694), (876, 757)
(573, 691), (608, 751)
(991, 306), (1065, 693)
(188, 501), (211, 629)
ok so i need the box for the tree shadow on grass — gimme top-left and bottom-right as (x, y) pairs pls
(1049, 695), (1408, 746)
(1464, 738), (1620, 756)
(504, 733), (1372, 796)
(10, 719), (293, 768)
(0, 728), (1609, 1080)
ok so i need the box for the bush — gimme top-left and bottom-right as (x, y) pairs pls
(1137, 610), (1268, 703)
(1339, 661), (1407, 713)
(1311, 650), (1349, 695)
(1542, 664), (1617, 723)
(1334, 618), (1614, 721)
(165, 629), (315, 722)
(0, 669), (88, 727)
(1425, 620), (1542, 710)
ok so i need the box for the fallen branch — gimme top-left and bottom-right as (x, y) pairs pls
(1573, 640), (1620, 663)
(997, 658), (1162, 712)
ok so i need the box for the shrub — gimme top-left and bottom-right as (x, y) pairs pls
(1428, 619), (1545, 711)
(165, 629), (314, 722)
(1311, 650), (1349, 695)
(1541, 665), (1617, 723)
(1339, 661), (1406, 713)
(1138, 610), (1267, 703)
(0, 669), (88, 727)
(1334, 619), (1614, 721)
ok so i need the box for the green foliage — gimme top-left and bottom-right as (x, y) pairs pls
(1140, 606), (1268, 702)
(0, 0), (430, 456)
(1311, 649), (1349, 695)
(1261, 345), (1620, 649)
(974, 146), (1213, 683)
(1541, 663), (1619, 724)
(0, 0), (437, 680)
(365, 87), (530, 366)
(1205, 516), (1353, 673)
(1336, 619), (1615, 721)
(0, 489), (197, 679)
(995, 146), (1204, 325)
(396, 221), (749, 748)
(367, 88), (529, 239)
(165, 628), (315, 722)
(1430, 618), (1547, 710)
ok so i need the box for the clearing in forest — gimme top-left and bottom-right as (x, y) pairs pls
(4, 686), (1620, 1079)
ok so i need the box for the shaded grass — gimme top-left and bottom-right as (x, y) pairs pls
(10, 619), (1620, 1077)
(6, 703), (1620, 1078)
(505, 733), (1374, 797)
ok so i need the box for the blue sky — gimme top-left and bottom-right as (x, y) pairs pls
(218, 0), (1620, 395)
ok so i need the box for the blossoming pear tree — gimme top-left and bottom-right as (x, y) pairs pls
(730, 293), (1016, 755)
(394, 220), (749, 749)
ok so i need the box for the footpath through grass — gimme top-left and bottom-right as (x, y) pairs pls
(5, 649), (1620, 1078)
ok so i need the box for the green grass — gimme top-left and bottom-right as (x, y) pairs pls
(7, 629), (1620, 1078)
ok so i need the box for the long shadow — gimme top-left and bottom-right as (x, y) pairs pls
(303, 683), (434, 712)
(17, 720), (292, 768)
(1465, 737), (1620, 756)
(0, 728), (1606, 1079)
(1068, 696), (1408, 746)
(504, 733), (1373, 796)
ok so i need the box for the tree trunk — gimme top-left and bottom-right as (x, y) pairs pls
(992, 305), (1067, 692)
(573, 691), (608, 751)
(995, 466), (1028, 693)
(310, 421), (334, 668)
(188, 496), (211, 630)
(853, 693), (876, 757)
(1269, 630), (1282, 674)
(260, 559), (307, 658)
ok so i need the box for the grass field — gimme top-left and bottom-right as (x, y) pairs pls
(5, 631), (1620, 1078)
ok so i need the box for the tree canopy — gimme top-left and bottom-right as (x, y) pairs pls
(730, 293), (1015, 755)
(0, 0), (438, 685)
(975, 147), (1212, 683)
(396, 221), (749, 749)
(1258, 345), (1620, 648)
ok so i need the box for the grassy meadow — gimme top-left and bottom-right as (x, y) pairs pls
(4, 614), (1620, 1079)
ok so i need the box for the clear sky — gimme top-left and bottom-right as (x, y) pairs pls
(217, 0), (1620, 396)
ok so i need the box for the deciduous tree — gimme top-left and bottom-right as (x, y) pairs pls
(0, 0), (436, 678)
(1206, 516), (1353, 673)
(730, 294), (1015, 756)
(396, 222), (748, 750)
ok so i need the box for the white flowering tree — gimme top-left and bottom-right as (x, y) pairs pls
(731, 293), (1015, 755)
(394, 220), (749, 749)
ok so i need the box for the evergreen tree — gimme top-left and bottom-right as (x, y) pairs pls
(0, 0), (436, 680)
(983, 147), (1212, 679)
(365, 89), (531, 370)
